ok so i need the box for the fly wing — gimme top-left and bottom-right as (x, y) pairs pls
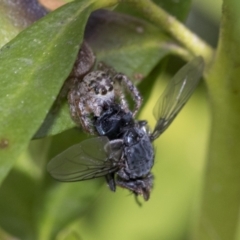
(47, 136), (121, 182)
(151, 56), (204, 140)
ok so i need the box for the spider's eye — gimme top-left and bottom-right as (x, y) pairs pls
(101, 88), (107, 95)
(94, 87), (100, 94)
(108, 85), (113, 91)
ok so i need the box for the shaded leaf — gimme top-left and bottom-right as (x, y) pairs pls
(37, 180), (103, 239)
(35, 9), (188, 138)
(0, 169), (37, 239)
(0, 129), (104, 239)
(34, 101), (75, 139)
(0, 151), (103, 240)
(38, 129), (104, 239)
(85, 10), (174, 82)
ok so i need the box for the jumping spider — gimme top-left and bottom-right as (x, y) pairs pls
(68, 48), (142, 134)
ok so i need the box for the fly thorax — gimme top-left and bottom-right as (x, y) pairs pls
(123, 127), (154, 179)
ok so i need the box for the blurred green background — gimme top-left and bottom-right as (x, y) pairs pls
(0, 0), (222, 239)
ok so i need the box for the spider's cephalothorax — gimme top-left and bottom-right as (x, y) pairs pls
(68, 60), (142, 134)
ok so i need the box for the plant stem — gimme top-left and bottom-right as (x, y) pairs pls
(194, 0), (240, 239)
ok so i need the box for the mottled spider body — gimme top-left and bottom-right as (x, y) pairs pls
(68, 70), (115, 133)
(68, 60), (142, 134)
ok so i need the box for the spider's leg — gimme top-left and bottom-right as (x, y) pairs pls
(112, 76), (130, 113)
(68, 88), (95, 134)
(114, 74), (142, 116)
(68, 82), (80, 123)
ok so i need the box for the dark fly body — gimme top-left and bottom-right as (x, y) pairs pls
(47, 56), (204, 201)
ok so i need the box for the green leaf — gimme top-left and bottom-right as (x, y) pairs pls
(0, 0), (96, 185)
(35, 9), (188, 138)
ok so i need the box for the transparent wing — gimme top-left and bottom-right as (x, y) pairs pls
(47, 136), (122, 182)
(151, 56), (204, 140)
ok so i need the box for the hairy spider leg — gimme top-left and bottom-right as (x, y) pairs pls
(114, 74), (142, 116)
